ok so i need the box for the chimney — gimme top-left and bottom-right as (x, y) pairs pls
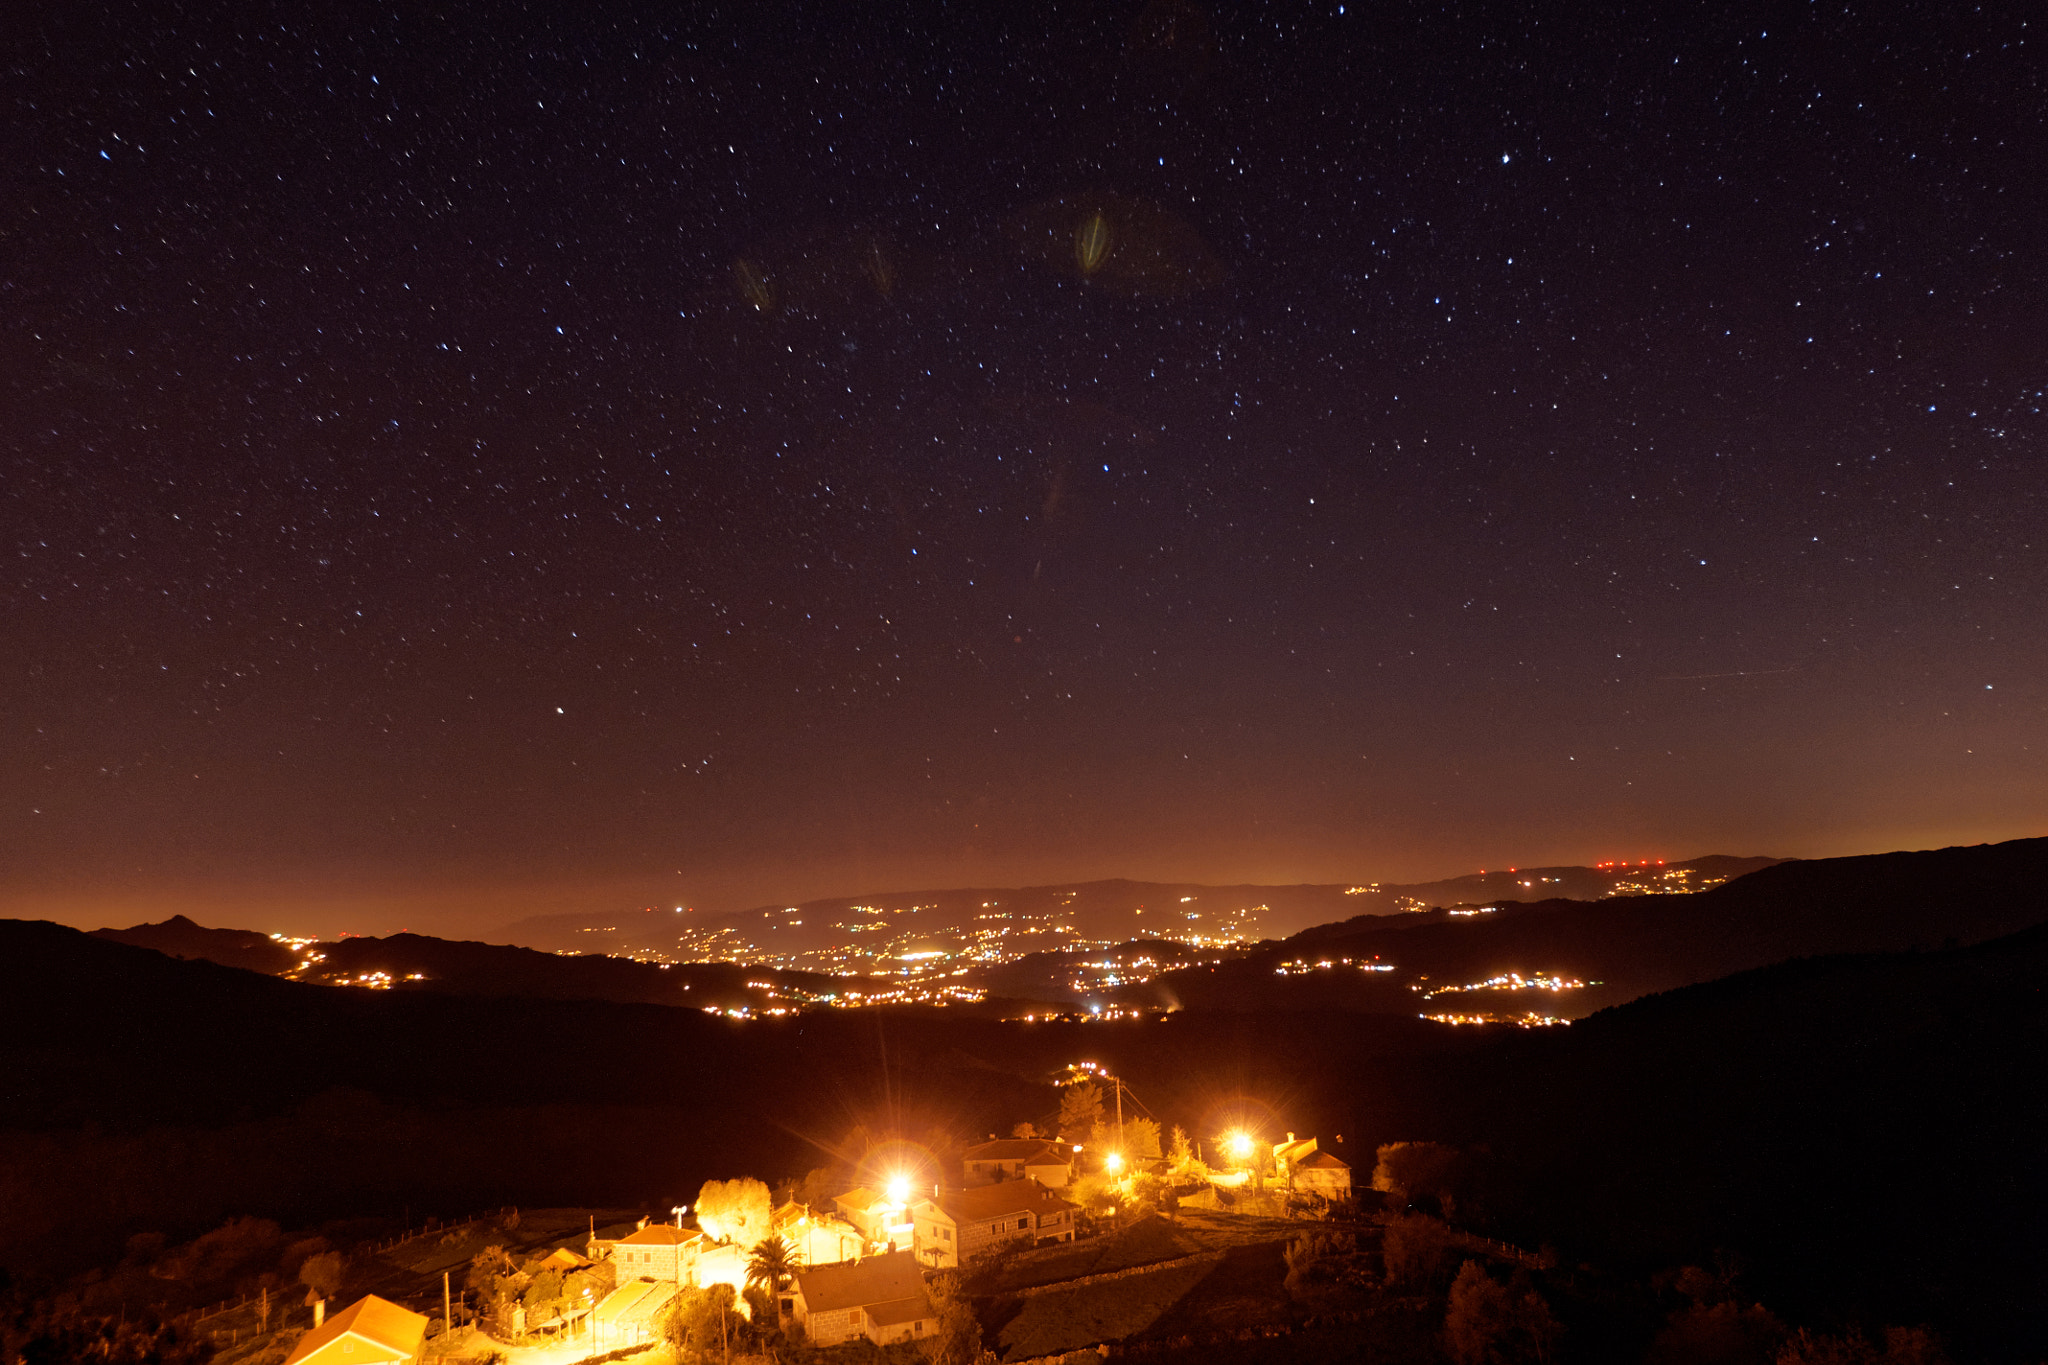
(637, 1216), (649, 1231)
(313, 1299), (325, 1329)
(1286, 1132), (1295, 1143)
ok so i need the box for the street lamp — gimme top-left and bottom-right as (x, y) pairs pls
(1103, 1152), (1124, 1174)
(1226, 1131), (1254, 1162)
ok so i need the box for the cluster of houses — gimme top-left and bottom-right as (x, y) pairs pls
(275, 1129), (1353, 1361)
(586, 1157), (1085, 1351)
(588, 1131), (1350, 1351)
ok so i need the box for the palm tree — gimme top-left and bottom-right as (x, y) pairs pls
(745, 1235), (795, 1315)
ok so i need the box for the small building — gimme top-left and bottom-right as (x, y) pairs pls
(773, 1201), (866, 1267)
(788, 1250), (933, 1348)
(961, 1137), (1072, 1188)
(833, 1187), (915, 1252)
(1273, 1134), (1352, 1199)
(910, 1181), (1079, 1269)
(591, 1278), (681, 1352)
(1291, 1150), (1353, 1198)
(531, 1247), (590, 1274)
(597, 1220), (704, 1283)
(282, 1295), (427, 1365)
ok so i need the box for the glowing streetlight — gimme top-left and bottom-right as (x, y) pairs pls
(1103, 1152), (1124, 1174)
(885, 1174), (911, 1205)
(1226, 1131), (1254, 1162)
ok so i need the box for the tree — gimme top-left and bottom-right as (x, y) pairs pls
(465, 1246), (515, 1298)
(1647, 1301), (1787, 1365)
(153, 1217), (283, 1285)
(1774, 1327), (1951, 1365)
(927, 1271), (983, 1365)
(1057, 1080), (1104, 1147)
(793, 1165), (835, 1209)
(1011, 1121), (1040, 1139)
(1382, 1213), (1455, 1289)
(521, 1268), (565, 1325)
(298, 1251), (346, 1306)
(1373, 1142), (1464, 1209)
(1124, 1115), (1163, 1161)
(1167, 1125), (1198, 1173)
(697, 1177), (774, 1248)
(745, 1237), (793, 1301)
(1443, 1261), (1560, 1364)
(662, 1283), (742, 1363)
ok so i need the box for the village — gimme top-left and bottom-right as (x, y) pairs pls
(254, 1070), (1376, 1365)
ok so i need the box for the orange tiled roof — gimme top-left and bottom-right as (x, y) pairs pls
(615, 1223), (702, 1246)
(793, 1249), (929, 1315)
(281, 1295), (427, 1365)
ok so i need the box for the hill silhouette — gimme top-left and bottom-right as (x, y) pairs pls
(1417, 920), (2048, 1361)
(1124, 837), (2048, 1015)
(91, 914), (298, 975)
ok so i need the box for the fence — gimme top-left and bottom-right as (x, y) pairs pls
(178, 1206), (517, 1330)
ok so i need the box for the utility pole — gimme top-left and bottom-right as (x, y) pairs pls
(443, 1272), (452, 1341)
(1114, 1074), (1124, 1156)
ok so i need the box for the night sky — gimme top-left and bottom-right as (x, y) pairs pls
(6, 1), (2042, 936)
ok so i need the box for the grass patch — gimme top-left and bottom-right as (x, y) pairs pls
(994, 1257), (1219, 1361)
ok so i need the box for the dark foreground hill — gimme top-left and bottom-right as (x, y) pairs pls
(4, 838), (2046, 1358)
(1124, 837), (2048, 1015)
(0, 919), (1461, 1275)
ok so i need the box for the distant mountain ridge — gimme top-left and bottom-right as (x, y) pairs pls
(488, 856), (1783, 966)
(92, 913), (298, 975)
(86, 922), (913, 1015)
(1115, 837), (2048, 1016)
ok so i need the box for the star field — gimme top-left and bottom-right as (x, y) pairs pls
(5, 0), (2042, 933)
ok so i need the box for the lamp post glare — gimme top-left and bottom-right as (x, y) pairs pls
(1104, 1151), (1124, 1174)
(1227, 1132), (1254, 1162)
(886, 1174), (911, 1205)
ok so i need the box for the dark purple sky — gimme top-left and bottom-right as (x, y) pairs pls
(6, 0), (2042, 937)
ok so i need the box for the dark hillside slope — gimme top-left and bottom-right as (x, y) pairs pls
(1424, 923), (2048, 1361)
(1147, 837), (2048, 1012)
(0, 919), (1452, 1281)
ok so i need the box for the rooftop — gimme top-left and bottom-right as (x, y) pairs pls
(963, 1138), (1068, 1163)
(614, 1223), (702, 1246)
(793, 1249), (930, 1314)
(922, 1180), (1077, 1222)
(281, 1295), (426, 1365)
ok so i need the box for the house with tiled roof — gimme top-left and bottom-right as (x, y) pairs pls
(1289, 1148), (1353, 1198)
(773, 1200), (865, 1266)
(531, 1246), (590, 1274)
(595, 1218), (704, 1283)
(1273, 1133), (1352, 1198)
(832, 1186), (916, 1251)
(962, 1136), (1072, 1187)
(281, 1295), (426, 1365)
(910, 1181), (1079, 1268)
(788, 1249), (933, 1348)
